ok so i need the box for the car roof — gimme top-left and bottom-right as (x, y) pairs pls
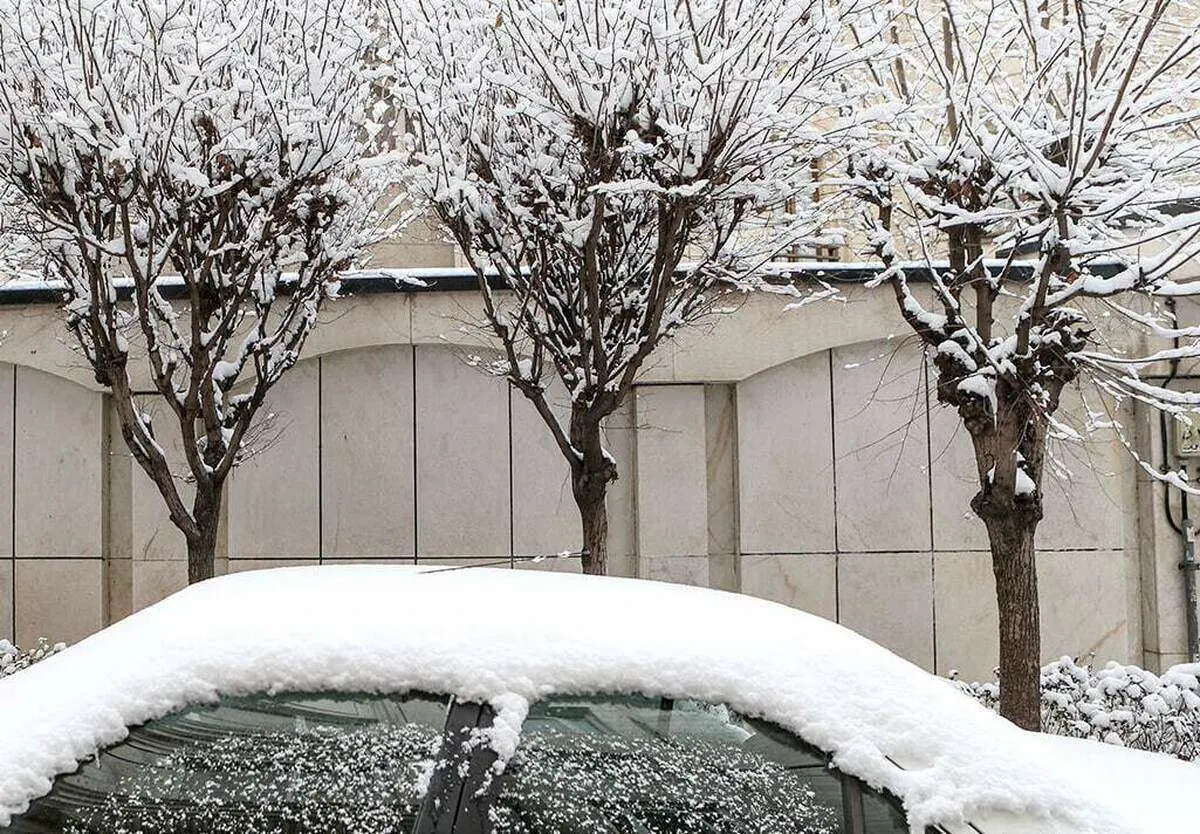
(0, 565), (1191, 832)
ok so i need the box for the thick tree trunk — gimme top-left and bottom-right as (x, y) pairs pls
(575, 481), (609, 576)
(185, 488), (222, 584)
(569, 412), (617, 576)
(979, 509), (1042, 731)
(185, 528), (217, 584)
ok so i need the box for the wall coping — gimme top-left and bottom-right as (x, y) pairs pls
(0, 259), (1117, 306)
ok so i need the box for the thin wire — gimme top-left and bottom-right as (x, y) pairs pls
(417, 549), (587, 574)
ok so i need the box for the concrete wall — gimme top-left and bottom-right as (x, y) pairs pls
(0, 285), (1176, 681)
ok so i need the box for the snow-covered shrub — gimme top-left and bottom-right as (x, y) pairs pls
(954, 658), (1200, 760)
(0, 638), (65, 679)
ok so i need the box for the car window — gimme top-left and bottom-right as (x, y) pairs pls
(487, 695), (911, 834)
(860, 783), (911, 833)
(6, 691), (448, 834)
(7, 691), (926, 834)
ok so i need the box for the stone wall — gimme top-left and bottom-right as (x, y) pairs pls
(0, 284), (1178, 680)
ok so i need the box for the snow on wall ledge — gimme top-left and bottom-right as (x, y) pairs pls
(0, 565), (1190, 832)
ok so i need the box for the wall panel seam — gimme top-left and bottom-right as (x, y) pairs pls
(8, 364), (13, 640)
(317, 357), (324, 565)
(925, 355), (938, 673)
(411, 346), (419, 562)
(507, 385), (515, 567)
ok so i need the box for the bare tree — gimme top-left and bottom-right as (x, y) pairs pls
(0, 0), (403, 583)
(390, 0), (870, 574)
(847, 0), (1200, 729)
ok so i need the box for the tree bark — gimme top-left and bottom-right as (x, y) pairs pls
(569, 411), (617, 576)
(953, 368), (1048, 731)
(574, 478), (609, 576)
(185, 488), (222, 584)
(185, 529), (217, 584)
(978, 505), (1042, 731)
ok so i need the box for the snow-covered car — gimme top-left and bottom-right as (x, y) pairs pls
(0, 567), (1193, 834)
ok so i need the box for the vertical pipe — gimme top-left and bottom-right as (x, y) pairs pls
(1160, 297), (1198, 661)
(1183, 515), (1199, 663)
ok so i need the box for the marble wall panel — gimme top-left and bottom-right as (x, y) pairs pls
(128, 395), (190, 562)
(634, 385), (708, 558)
(132, 560), (189, 611)
(106, 558), (132, 625)
(1039, 549), (1131, 664)
(639, 554), (710, 587)
(740, 554), (837, 621)
(226, 558), (321, 573)
(838, 553), (935, 670)
(0, 366), (12, 560)
(1036, 408), (1125, 551)
(930, 386), (1125, 552)
(414, 346), (511, 557)
(409, 291), (494, 348)
(602, 400), (638, 579)
(15, 367), (102, 557)
(934, 549), (1135, 682)
(705, 385), (738, 593)
(514, 555), (584, 574)
(411, 556), (512, 569)
(510, 380), (580, 559)
(932, 551), (999, 681)
(227, 361), (321, 559)
(320, 346), (416, 557)
(928, 404), (990, 552)
(737, 352), (836, 554)
(305, 293), (413, 359)
(831, 342), (931, 553)
(14, 558), (103, 645)
(0, 560), (11, 642)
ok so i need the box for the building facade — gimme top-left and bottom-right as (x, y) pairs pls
(0, 257), (1193, 681)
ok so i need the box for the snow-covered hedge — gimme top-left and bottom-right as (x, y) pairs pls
(954, 657), (1200, 760)
(0, 638), (65, 679)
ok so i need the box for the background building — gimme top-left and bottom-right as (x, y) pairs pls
(0, 236), (1194, 681)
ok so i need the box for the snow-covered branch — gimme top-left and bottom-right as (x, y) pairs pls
(0, 0), (407, 580)
(850, 0), (1200, 498)
(389, 0), (878, 573)
(845, 0), (1200, 729)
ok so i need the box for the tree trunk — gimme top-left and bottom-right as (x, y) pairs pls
(575, 481), (609, 576)
(568, 408), (618, 576)
(981, 511), (1042, 731)
(185, 488), (222, 584)
(186, 528), (217, 584)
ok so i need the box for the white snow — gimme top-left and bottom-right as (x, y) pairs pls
(1015, 466), (1037, 496)
(0, 565), (1196, 833)
(483, 692), (529, 775)
(1009, 735), (1200, 834)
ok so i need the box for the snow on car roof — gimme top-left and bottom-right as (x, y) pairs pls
(0, 565), (1192, 832)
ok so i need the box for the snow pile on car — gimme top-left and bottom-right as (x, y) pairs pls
(0, 565), (1194, 832)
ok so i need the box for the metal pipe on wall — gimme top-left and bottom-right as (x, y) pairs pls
(1160, 298), (1200, 662)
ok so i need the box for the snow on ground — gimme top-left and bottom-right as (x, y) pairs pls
(0, 565), (1195, 832)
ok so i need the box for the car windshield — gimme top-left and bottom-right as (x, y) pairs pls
(491, 695), (844, 833)
(7, 691), (448, 834)
(6, 692), (916, 834)
(488, 695), (909, 834)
